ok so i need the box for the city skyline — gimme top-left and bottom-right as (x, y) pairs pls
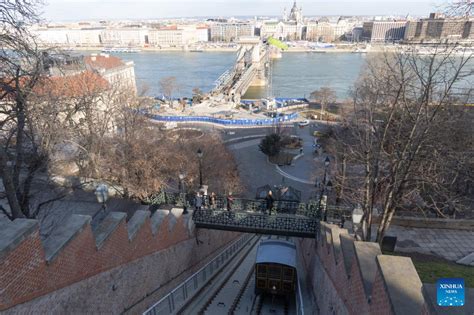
(42, 0), (445, 21)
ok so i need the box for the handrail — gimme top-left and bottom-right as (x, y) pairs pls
(296, 277), (305, 315)
(146, 191), (352, 221)
(192, 209), (319, 238)
(143, 234), (253, 315)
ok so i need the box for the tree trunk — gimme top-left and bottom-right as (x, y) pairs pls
(13, 79), (26, 198)
(0, 149), (24, 219)
(336, 153), (346, 204)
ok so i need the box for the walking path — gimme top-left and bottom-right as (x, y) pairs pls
(274, 125), (330, 185)
(226, 124), (330, 200)
(275, 165), (314, 185)
(228, 139), (261, 150)
(381, 225), (474, 262)
(226, 127), (474, 266)
(228, 138), (314, 200)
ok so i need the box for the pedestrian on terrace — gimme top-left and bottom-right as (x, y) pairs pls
(195, 192), (203, 211)
(265, 191), (274, 215)
(210, 192), (217, 209)
(226, 192), (234, 212)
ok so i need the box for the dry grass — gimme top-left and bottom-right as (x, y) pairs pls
(383, 251), (474, 287)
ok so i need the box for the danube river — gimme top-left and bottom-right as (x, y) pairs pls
(115, 51), (367, 100)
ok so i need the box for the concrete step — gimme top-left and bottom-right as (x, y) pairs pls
(456, 252), (474, 266)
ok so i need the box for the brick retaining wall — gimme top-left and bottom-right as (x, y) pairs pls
(0, 209), (239, 312)
(298, 222), (427, 315)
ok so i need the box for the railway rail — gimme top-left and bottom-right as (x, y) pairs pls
(178, 235), (296, 315)
(144, 234), (300, 315)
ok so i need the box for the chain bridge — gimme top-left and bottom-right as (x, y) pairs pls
(212, 37), (270, 102)
(148, 191), (352, 238)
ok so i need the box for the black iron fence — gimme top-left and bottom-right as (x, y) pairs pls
(192, 209), (320, 238)
(146, 191), (352, 220)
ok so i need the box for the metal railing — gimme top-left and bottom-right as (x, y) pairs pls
(143, 234), (253, 315)
(147, 191), (322, 218)
(147, 191), (352, 222)
(193, 210), (319, 238)
(296, 277), (305, 315)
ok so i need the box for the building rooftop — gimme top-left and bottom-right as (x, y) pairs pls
(84, 54), (125, 70)
(34, 71), (109, 98)
(256, 239), (296, 267)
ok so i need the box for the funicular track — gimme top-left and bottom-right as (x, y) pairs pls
(179, 235), (260, 315)
(178, 235), (296, 315)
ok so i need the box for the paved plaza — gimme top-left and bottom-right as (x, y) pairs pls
(226, 123), (334, 200)
(225, 124), (474, 265)
(383, 225), (474, 262)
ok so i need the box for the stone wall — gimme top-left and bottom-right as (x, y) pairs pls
(298, 222), (427, 315)
(0, 209), (239, 313)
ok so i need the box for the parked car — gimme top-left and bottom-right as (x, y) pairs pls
(298, 120), (310, 127)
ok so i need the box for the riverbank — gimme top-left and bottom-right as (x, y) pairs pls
(284, 46), (398, 53)
(43, 45), (398, 54)
(51, 46), (239, 53)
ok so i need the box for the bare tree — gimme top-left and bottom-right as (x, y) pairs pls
(53, 79), (244, 201)
(445, 0), (473, 17)
(0, 0), (55, 219)
(95, 122), (242, 201)
(192, 87), (204, 104)
(159, 76), (178, 107)
(310, 87), (337, 121)
(325, 47), (473, 243)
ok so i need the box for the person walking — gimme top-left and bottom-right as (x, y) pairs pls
(265, 190), (274, 215)
(195, 192), (203, 211)
(209, 192), (217, 209)
(226, 192), (234, 212)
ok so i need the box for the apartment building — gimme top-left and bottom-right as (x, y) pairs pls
(362, 20), (407, 42)
(405, 13), (473, 42)
(210, 22), (254, 42)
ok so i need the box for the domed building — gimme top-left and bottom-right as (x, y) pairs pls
(288, 1), (303, 24)
(262, 1), (305, 40)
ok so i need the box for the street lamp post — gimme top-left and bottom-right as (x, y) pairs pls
(323, 180), (332, 221)
(319, 156), (331, 221)
(197, 148), (203, 189)
(179, 173), (188, 215)
(352, 204), (364, 240)
(95, 183), (109, 216)
(324, 156), (330, 168)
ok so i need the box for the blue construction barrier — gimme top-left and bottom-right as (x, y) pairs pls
(274, 97), (308, 102)
(240, 98), (308, 105)
(152, 112), (298, 126)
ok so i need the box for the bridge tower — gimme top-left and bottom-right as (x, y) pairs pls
(250, 44), (268, 87)
(215, 36), (271, 102)
(235, 36), (270, 87)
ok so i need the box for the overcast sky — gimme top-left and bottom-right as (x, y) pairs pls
(41, 0), (446, 21)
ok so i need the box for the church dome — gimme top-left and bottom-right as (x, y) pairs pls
(288, 1), (302, 23)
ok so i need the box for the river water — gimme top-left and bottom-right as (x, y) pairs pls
(115, 51), (366, 100)
(115, 51), (471, 101)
